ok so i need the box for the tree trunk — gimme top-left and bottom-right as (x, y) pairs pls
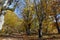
(26, 24), (30, 35)
(55, 15), (60, 33)
(38, 21), (42, 37)
(53, 7), (60, 33)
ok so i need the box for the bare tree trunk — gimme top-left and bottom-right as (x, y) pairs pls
(38, 20), (43, 37)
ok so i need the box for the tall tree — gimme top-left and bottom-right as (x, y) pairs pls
(34, 0), (46, 37)
(23, 0), (34, 35)
(51, 0), (60, 33)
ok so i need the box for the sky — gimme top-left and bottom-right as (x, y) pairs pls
(14, 0), (26, 18)
(8, 0), (26, 18)
(8, 0), (60, 20)
(8, 0), (40, 18)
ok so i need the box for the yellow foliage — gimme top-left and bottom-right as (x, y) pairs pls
(4, 10), (21, 27)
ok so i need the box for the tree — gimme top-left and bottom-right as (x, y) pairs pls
(51, 0), (60, 33)
(23, 3), (34, 35)
(0, 0), (19, 30)
(34, 0), (46, 38)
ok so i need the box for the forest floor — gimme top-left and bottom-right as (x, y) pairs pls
(0, 33), (60, 40)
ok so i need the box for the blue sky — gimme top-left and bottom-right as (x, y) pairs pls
(14, 0), (26, 18)
(8, 0), (40, 18)
(8, 0), (26, 18)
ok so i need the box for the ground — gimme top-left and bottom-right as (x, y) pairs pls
(0, 33), (60, 40)
(0, 37), (21, 40)
(0, 37), (60, 40)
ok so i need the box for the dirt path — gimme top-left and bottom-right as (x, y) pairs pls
(0, 33), (60, 40)
(0, 37), (24, 40)
(0, 37), (60, 40)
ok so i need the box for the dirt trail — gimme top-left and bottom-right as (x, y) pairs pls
(0, 37), (23, 40)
